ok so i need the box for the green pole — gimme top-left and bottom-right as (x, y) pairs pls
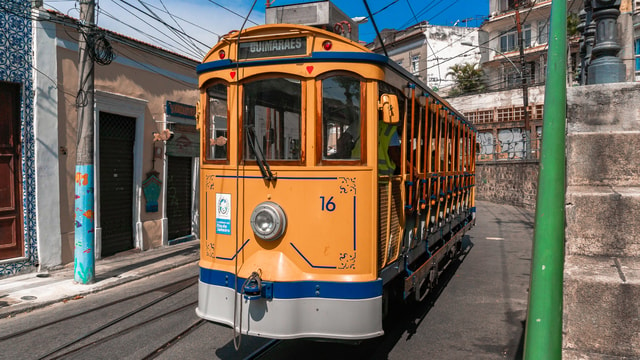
(523, 0), (566, 359)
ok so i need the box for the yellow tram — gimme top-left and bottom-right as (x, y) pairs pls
(195, 23), (476, 340)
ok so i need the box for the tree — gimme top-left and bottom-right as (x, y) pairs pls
(447, 63), (485, 96)
(567, 13), (580, 37)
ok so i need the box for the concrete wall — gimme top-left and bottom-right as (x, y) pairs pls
(563, 82), (640, 359)
(475, 161), (539, 210)
(448, 84), (545, 112)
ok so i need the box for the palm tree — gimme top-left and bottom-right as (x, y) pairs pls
(447, 63), (485, 96)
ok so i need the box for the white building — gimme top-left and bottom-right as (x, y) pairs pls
(366, 22), (482, 96)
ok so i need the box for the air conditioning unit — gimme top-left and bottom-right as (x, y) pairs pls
(265, 1), (359, 41)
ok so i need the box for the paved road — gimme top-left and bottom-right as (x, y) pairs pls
(0, 201), (533, 360)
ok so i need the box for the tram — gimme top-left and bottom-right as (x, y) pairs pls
(195, 23), (476, 340)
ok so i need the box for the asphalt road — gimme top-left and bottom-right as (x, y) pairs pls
(0, 200), (533, 360)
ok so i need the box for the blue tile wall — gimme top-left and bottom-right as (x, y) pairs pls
(0, 1), (37, 276)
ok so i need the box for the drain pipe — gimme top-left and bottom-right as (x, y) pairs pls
(523, 0), (567, 359)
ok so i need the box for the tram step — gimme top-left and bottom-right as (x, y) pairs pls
(563, 255), (640, 359)
(566, 186), (640, 258)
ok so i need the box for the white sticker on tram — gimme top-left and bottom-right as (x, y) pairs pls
(216, 193), (232, 235)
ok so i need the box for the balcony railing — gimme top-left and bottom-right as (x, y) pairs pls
(465, 104), (544, 125)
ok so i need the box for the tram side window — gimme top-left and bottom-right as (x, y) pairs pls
(322, 75), (361, 160)
(207, 83), (228, 161)
(243, 78), (301, 161)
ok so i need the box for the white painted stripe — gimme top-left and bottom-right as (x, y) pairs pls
(485, 237), (505, 240)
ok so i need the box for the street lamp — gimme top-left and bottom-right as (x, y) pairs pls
(461, 41), (531, 159)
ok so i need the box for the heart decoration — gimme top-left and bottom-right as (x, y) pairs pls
(306, 66), (314, 74)
(230, 71), (236, 79)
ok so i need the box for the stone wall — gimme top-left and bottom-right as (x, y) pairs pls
(475, 161), (539, 210)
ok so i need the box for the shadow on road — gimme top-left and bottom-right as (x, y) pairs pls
(361, 235), (476, 359)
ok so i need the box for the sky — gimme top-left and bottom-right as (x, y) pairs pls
(43, 0), (489, 60)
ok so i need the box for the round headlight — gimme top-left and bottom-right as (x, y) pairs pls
(250, 202), (286, 241)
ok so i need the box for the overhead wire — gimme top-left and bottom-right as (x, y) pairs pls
(206, 0), (259, 26)
(110, 0), (207, 58)
(136, 0), (205, 57)
(103, 1), (203, 59)
(139, 0), (220, 38)
(1, 3), (198, 95)
(231, 0), (260, 351)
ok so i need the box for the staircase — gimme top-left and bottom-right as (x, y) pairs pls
(563, 83), (640, 359)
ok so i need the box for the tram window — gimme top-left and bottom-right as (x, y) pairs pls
(243, 78), (302, 161)
(207, 83), (228, 161)
(322, 75), (361, 160)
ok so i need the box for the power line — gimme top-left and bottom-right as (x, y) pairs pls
(111, 0), (207, 57)
(206, 0), (259, 26)
(136, 0), (205, 57)
(104, 1), (204, 59)
(139, 0), (220, 37)
(428, 0), (460, 23)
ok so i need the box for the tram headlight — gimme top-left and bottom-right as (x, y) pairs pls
(250, 201), (286, 241)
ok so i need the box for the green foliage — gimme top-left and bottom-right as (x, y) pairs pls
(567, 13), (580, 37)
(447, 63), (485, 96)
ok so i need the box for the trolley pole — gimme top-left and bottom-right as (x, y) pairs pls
(523, 0), (566, 358)
(515, 0), (531, 158)
(74, 0), (96, 284)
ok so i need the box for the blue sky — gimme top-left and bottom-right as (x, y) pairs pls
(44, 0), (489, 59)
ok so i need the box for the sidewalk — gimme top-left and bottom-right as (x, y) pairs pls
(0, 240), (199, 319)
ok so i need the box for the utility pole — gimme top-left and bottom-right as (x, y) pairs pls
(74, 0), (96, 284)
(515, 0), (531, 159)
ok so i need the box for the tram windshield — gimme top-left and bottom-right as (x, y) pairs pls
(243, 77), (302, 161)
(322, 75), (361, 160)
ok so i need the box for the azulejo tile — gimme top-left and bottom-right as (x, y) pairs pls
(0, 2), (37, 276)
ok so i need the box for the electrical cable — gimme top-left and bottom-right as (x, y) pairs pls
(98, 5), (203, 59)
(136, 0), (205, 57)
(158, 0), (204, 57)
(231, 0), (260, 352)
(110, 0), (206, 58)
(139, 0), (220, 38)
(206, 0), (259, 26)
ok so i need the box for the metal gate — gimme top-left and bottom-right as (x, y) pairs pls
(99, 111), (135, 257)
(166, 156), (193, 240)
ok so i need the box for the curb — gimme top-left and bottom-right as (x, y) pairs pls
(0, 242), (200, 319)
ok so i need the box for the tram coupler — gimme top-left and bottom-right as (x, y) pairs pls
(242, 271), (273, 300)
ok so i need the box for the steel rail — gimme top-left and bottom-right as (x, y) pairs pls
(0, 275), (199, 342)
(37, 277), (197, 360)
(49, 301), (198, 360)
(142, 318), (206, 360)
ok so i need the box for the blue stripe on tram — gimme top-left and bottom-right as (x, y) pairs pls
(200, 268), (382, 300)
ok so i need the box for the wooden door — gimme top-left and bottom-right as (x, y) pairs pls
(0, 82), (24, 260)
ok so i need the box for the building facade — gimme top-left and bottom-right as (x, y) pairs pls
(0, 0), (37, 276)
(477, 0), (584, 91)
(1, 5), (201, 277)
(366, 22), (482, 96)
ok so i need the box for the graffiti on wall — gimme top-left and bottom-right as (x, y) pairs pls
(477, 132), (494, 155)
(498, 128), (525, 159)
(476, 128), (534, 161)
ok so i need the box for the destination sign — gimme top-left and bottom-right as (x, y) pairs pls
(238, 36), (307, 59)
